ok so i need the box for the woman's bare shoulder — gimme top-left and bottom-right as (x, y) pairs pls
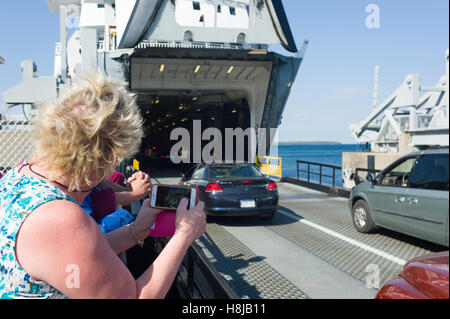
(16, 199), (100, 274)
(25, 199), (96, 233)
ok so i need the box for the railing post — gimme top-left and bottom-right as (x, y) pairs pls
(187, 251), (194, 295)
(332, 168), (336, 188)
(307, 162), (310, 182)
(319, 165), (322, 185)
(297, 161), (299, 180)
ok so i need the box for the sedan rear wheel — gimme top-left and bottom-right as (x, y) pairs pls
(352, 200), (377, 233)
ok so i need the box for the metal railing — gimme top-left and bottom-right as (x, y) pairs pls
(0, 120), (34, 176)
(135, 40), (264, 51)
(155, 238), (238, 299)
(296, 160), (342, 188)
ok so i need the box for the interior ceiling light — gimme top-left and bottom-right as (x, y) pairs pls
(194, 65), (201, 73)
(227, 66), (234, 74)
(232, 109), (237, 113)
(160, 64), (165, 72)
(248, 49), (267, 55)
(192, 97), (198, 101)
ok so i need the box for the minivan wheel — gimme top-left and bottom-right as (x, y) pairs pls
(352, 200), (377, 233)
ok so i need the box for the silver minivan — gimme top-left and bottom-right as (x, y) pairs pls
(349, 147), (449, 247)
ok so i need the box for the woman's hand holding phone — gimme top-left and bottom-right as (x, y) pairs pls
(133, 198), (164, 241)
(174, 198), (207, 243)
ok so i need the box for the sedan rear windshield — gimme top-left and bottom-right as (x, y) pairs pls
(207, 165), (263, 178)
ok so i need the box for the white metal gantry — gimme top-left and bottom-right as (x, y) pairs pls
(350, 49), (449, 151)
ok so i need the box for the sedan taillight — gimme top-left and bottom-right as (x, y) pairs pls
(205, 183), (223, 193)
(267, 181), (277, 191)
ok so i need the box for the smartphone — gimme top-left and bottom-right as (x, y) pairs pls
(150, 184), (197, 210)
(149, 185), (198, 237)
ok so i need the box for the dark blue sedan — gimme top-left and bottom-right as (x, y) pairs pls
(181, 163), (279, 219)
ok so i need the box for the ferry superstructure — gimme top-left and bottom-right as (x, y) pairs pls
(1, 0), (308, 168)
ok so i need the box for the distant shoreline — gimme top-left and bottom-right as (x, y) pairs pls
(274, 141), (343, 145)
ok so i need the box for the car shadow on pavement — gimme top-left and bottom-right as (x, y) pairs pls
(377, 228), (448, 253)
(208, 205), (302, 228)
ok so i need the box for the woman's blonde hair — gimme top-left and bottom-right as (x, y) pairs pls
(30, 71), (143, 191)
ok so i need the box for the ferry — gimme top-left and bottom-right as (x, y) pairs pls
(1, 0), (308, 174)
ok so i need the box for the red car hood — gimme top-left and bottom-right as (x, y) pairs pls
(401, 251), (449, 299)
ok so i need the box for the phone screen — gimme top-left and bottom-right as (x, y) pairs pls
(155, 186), (192, 209)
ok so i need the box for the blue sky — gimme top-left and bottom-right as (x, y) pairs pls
(0, 0), (449, 143)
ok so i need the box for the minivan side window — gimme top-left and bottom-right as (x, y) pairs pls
(380, 157), (416, 187)
(408, 154), (449, 191)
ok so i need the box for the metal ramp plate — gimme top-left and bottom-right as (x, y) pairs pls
(197, 223), (308, 299)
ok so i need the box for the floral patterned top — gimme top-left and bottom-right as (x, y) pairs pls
(0, 166), (77, 299)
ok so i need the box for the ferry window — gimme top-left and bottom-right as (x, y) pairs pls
(183, 31), (193, 42)
(237, 33), (246, 44)
(408, 154), (449, 191)
(229, 7), (236, 15)
(97, 3), (105, 8)
(217, 5), (221, 13)
(193, 2), (200, 10)
(380, 157), (416, 187)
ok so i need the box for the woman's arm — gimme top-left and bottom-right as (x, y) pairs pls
(114, 191), (142, 207)
(97, 171), (152, 204)
(136, 233), (192, 298)
(97, 179), (127, 192)
(103, 223), (144, 255)
(15, 199), (206, 299)
(136, 198), (206, 298)
(114, 172), (152, 206)
(103, 199), (165, 254)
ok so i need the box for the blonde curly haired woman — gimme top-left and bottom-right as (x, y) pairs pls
(0, 72), (206, 299)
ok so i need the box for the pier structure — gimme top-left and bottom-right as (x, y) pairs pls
(344, 50), (449, 189)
